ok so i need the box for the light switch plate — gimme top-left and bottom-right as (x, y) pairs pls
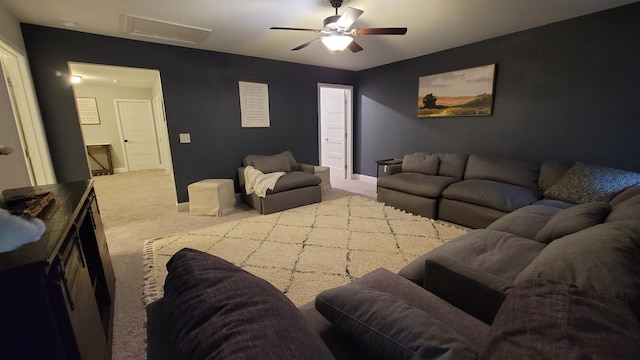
(179, 133), (191, 143)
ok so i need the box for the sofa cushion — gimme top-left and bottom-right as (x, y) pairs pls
(377, 172), (459, 198)
(464, 155), (540, 190)
(277, 150), (299, 170)
(269, 171), (321, 194)
(253, 154), (291, 173)
(537, 161), (569, 192)
(480, 279), (640, 360)
(244, 152), (293, 173)
(442, 179), (541, 212)
(163, 248), (334, 360)
(315, 284), (477, 360)
(436, 153), (468, 179)
(543, 162), (640, 204)
(535, 202), (611, 244)
(402, 153), (440, 175)
(487, 204), (562, 240)
(609, 184), (640, 207)
(531, 198), (574, 209)
(608, 191), (640, 223)
(425, 229), (546, 286)
(516, 221), (640, 313)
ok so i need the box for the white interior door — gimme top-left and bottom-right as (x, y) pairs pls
(319, 85), (351, 179)
(0, 40), (55, 187)
(115, 99), (160, 171)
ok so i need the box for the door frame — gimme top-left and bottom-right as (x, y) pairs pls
(317, 83), (353, 179)
(0, 39), (55, 185)
(113, 98), (161, 172)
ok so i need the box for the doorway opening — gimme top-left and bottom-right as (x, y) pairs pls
(318, 83), (353, 179)
(68, 62), (173, 177)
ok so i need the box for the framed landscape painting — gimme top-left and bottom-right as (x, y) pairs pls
(417, 64), (496, 118)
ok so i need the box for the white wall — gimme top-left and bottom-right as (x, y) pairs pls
(0, 4), (25, 54)
(0, 5), (30, 191)
(73, 84), (153, 172)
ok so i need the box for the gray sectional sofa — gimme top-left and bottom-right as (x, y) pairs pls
(377, 152), (637, 228)
(147, 155), (640, 360)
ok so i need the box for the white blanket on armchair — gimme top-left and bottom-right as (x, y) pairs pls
(244, 166), (286, 198)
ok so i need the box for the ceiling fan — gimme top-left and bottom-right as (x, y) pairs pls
(270, 0), (407, 53)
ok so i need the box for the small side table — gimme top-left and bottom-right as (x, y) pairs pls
(375, 158), (403, 179)
(86, 143), (113, 176)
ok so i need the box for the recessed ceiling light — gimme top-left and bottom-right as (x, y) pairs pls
(71, 75), (82, 84)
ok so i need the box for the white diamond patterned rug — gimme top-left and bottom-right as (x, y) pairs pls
(142, 196), (468, 306)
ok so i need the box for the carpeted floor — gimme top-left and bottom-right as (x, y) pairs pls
(93, 169), (378, 359)
(142, 196), (468, 306)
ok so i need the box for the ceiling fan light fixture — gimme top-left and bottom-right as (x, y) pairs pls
(321, 34), (353, 52)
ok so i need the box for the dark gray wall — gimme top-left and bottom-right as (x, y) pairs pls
(355, 3), (640, 176)
(21, 24), (355, 202)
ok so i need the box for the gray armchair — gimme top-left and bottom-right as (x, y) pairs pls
(238, 151), (322, 214)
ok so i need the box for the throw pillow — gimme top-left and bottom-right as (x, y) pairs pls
(543, 162), (640, 204)
(402, 153), (440, 175)
(163, 248), (334, 360)
(315, 284), (478, 360)
(480, 279), (640, 360)
(534, 202), (611, 244)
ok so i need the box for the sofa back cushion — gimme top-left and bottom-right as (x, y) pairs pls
(480, 279), (640, 360)
(402, 153), (440, 175)
(464, 155), (540, 190)
(516, 221), (640, 315)
(537, 161), (569, 192)
(543, 162), (640, 204)
(608, 185), (640, 224)
(315, 284), (478, 360)
(609, 184), (640, 207)
(436, 153), (469, 179)
(244, 151), (297, 173)
(163, 248), (334, 360)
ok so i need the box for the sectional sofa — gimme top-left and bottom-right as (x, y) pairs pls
(377, 152), (639, 228)
(147, 155), (640, 359)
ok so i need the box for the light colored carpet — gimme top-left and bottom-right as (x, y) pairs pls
(143, 196), (468, 307)
(93, 169), (377, 359)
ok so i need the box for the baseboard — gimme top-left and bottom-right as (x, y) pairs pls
(176, 202), (189, 212)
(113, 167), (127, 174)
(352, 174), (376, 184)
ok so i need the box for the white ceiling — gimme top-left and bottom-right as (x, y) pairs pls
(3, 0), (637, 75)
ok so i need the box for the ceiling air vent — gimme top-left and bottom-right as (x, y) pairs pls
(122, 14), (211, 45)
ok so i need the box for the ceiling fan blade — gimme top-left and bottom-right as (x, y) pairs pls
(270, 27), (322, 32)
(354, 28), (408, 35)
(292, 38), (320, 51)
(336, 7), (364, 29)
(348, 41), (363, 53)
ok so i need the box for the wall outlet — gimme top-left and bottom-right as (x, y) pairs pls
(179, 133), (191, 143)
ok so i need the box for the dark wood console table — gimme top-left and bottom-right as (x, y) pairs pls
(0, 180), (115, 359)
